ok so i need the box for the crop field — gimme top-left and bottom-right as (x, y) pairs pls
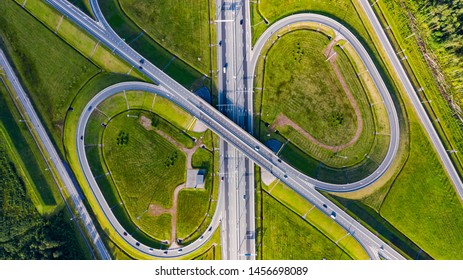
(119, 0), (212, 75)
(98, 0), (207, 91)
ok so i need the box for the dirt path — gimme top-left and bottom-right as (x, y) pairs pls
(324, 40), (364, 151)
(270, 40), (364, 152)
(139, 115), (203, 169)
(148, 184), (185, 247)
(141, 115), (203, 245)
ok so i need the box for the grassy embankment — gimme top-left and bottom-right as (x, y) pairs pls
(371, 0), (463, 185)
(98, 0), (214, 95)
(0, 79), (59, 215)
(119, 0), (212, 76)
(254, 167), (369, 260)
(3, 0), (144, 156)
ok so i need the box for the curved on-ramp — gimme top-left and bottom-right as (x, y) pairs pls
(77, 82), (223, 258)
(249, 14), (400, 192)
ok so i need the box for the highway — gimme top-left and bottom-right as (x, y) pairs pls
(47, 0), (406, 259)
(358, 0), (463, 200)
(0, 49), (111, 260)
(216, 0), (256, 260)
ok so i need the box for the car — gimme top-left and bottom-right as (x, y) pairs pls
(208, 226), (212, 232)
(139, 58), (145, 63)
(240, 19), (243, 25)
(138, 66), (143, 70)
(283, 174), (288, 179)
(123, 231), (127, 236)
(243, 194), (246, 200)
(149, 248), (153, 252)
(221, 176), (224, 181)
(323, 204), (327, 208)
(136, 242), (140, 246)
(330, 211), (336, 219)
(80, 136), (83, 140)
(177, 249), (183, 254)
(200, 235), (204, 240)
(255, 146), (260, 151)
(219, 40), (222, 46)
(277, 159), (282, 163)
(88, 106), (92, 111)
(164, 250), (168, 255)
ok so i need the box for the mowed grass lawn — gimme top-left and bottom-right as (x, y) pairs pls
(261, 192), (351, 260)
(263, 30), (358, 146)
(177, 147), (215, 239)
(103, 113), (186, 236)
(119, 0), (211, 75)
(0, 0), (99, 153)
(380, 118), (463, 259)
(99, 0), (205, 89)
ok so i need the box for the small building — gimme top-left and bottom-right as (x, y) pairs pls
(186, 169), (205, 189)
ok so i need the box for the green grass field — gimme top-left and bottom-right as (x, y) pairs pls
(176, 189), (210, 240)
(102, 113), (186, 237)
(119, 0), (212, 75)
(262, 31), (358, 146)
(252, 0), (371, 50)
(0, 0), (99, 155)
(0, 82), (59, 214)
(177, 145), (216, 240)
(329, 107), (463, 260)
(379, 117), (463, 259)
(260, 191), (352, 260)
(257, 29), (388, 183)
(98, 0), (208, 91)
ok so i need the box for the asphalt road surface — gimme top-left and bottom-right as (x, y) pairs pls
(216, 0), (256, 260)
